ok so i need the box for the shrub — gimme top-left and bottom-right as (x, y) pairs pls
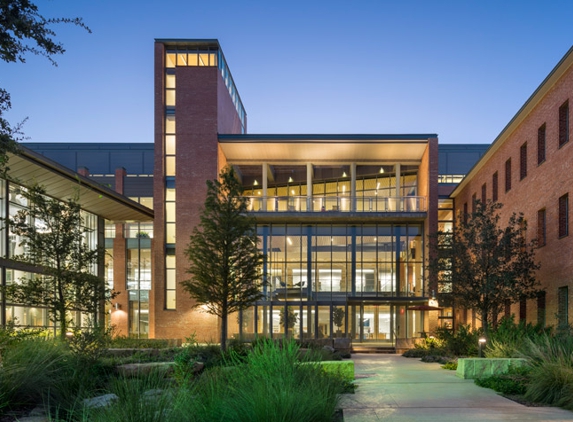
(110, 336), (172, 349)
(434, 324), (478, 356)
(474, 365), (530, 395)
(441, 361), (458, 370)
(485, 316), (548, 358)
(170, 339), (344, 421)
(521, 334), (573, 409)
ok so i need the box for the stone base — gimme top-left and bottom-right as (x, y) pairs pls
(456, 358), (526, 379)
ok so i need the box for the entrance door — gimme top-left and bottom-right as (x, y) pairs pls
(354, 305), (394, 345)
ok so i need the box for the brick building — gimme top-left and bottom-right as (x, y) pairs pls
(451, 45), (573, 329)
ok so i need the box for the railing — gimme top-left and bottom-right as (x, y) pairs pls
(245, 196), (426, 213)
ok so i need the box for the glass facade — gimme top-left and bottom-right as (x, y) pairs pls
(1, 179), (102, 331)
(234, 223), (425, 345)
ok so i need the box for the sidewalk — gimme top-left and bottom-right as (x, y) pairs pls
(339, 354), (573, 421)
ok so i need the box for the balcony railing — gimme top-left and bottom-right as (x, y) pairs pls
(245, 196), (426, 213)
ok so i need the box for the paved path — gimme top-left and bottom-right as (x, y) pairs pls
(339, 354), (573, 421)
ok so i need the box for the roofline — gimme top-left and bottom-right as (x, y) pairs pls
(14, 145), (154, 220)
(218, 134), (437, 142)
(154, 38), (220, 48)
(451, 44), (573, 198)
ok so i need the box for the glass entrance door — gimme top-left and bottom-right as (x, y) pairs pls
(354, 305), (394, 345)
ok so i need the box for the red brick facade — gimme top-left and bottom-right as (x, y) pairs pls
(452, 46), (573, 328)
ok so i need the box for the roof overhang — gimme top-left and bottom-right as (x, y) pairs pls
(7, 146), (154, 222)
(218, 134), (436, 164)
(451, 45), (573, 198)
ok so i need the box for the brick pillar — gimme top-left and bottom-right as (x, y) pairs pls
(115, 167), (127, 195)
(77, 167), (90, 177)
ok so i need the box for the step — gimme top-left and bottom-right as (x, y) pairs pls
(352, 346), (396, 354)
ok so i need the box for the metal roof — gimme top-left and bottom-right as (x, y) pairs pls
(7, 146), (154, 222)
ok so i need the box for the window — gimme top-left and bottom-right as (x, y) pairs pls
(520, 142), (527, 180)
(519, 297), (527, 322)
(559, 194), (568, 238)
(537, 292), (546, 327)
(505, 158), (511, 192)
(559, 100), (569, 148)
(481, 183), (486, 203)
(538, 124), (546, 164)
(504, 299), (511, 318)
(558, 286), (569, 327)
(471, 193), (477, 214)
(537, 208), (546, 247)
(463, 202), (468, 224)
(492, 172), (498, 202)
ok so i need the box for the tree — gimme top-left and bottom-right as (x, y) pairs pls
(0, 0), (90, 171)
(4, 185), (112, 340)
(183, 166), (265, 351)
(430, 200), (542, 335)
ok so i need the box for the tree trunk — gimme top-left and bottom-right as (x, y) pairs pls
(59, 308), (67, 341)
(220, 313), (228, 351)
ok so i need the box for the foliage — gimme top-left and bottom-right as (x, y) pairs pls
(183, 166), (265, 351)
(441, 361), (458, 370)
(485, 316), (549, 358)
(434, 324), (479, 356)
(0, 0), (90, 171)
(521, 334), (573, 409)
(3, 185), (114, 340)
(332, 307), (345, 330)
(109, 336), (172, 349)
(430, 200), (542, 334)
(0, 337), (108, 416)
(67, 320), (113, 363)
(170, 339), (344, 422)
(279, 306), (299, 330)
(83, 371), (173, 422)
(475, 365), (530, 395)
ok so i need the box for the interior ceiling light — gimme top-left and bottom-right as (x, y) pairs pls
(342, 171), (348, 178)
(288, 177), (294, 183)
(380, 167), (385, 174)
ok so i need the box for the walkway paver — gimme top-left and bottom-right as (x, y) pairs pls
(339, 354), (573, 421)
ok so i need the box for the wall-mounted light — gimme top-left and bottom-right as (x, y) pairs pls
(114, 303), (122, 311)
(379, 167), (385, 174)
(253, 179), (259, 186)
(342, 171), (348, 178)
(288, 177), (294, 183)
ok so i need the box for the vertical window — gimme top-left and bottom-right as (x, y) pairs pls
(463, 202), (468, 224)
(504, 299), (511, 319)
(519, 297), (527, 322)
(559, 194), (568, 238)
(492, 172), (498, 202)
(537, 208), (546, 247)
(505, 159), (512, 192)
(558, 286), (569, 327)
(471, 194), (476, 214)
(165, 249), (176, 310)
(481, 183), (486, 203)
(537, 292), (546, 327)
(520, 142), (527, 180)
(559, 100), (569, 148)
(538, 123), (546, 164)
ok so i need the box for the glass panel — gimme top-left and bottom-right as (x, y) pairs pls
(166, 223), (176, 243)
(165, 74), (175, 89)
(165, 188), (175, 201)
(165, 157), (176, 176)
(272, 306), (285, 336)
(257, 306), (270, 337)
(165, 116), (175, 134)
(165, 290), (176, 310)
(165, 202), (176, 223)
(318, 306), (330, 338)
(165, 135), (176, 155)
(301, 305), (315, 340)
(199, 53), (209, 66)
(166, 269), (176, 289)
(165, 53), (176, 68)
(165, 90), (175, 107)
(210, 53), (217, 66)
(333, 306), (346, 337)
(187, 53), (198, 66)
(176, 53), (187, 66)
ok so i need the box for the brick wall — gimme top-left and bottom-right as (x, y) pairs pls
(453, 59), (573, 328)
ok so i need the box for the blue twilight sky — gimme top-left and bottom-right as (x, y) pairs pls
(2, 0), (573, 144)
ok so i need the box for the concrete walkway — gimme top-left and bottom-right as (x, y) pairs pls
(339, 354), (573, 421)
